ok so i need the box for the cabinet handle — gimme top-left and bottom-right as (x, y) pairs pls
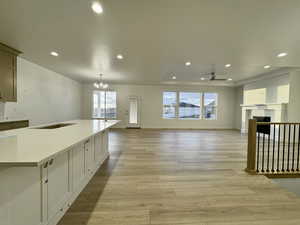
(44, 162), (48, 168)
(45, 179), (48, 184)
(49, 158), (54, 165)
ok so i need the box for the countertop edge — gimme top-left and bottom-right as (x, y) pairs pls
(0, 120), (120, 167)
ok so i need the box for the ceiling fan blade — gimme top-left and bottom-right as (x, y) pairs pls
(212, 78), (228, 81)
(200, 73), (212, 76)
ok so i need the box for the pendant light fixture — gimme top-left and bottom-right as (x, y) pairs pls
(94, 74), (109, 89)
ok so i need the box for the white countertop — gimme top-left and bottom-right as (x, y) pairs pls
(0, 120), (119, 167)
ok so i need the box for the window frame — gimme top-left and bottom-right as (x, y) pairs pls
(162, 91), (218, 120)
(162, 91), (178, 119)
(178, 92), (202, 120)
(92, 90), (117, 119)
(202, 93), (218, 120)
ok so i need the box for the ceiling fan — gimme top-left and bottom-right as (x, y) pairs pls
(201, 64), (229, 81)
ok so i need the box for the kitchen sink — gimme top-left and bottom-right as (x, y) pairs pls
(32, 123), (76, 129)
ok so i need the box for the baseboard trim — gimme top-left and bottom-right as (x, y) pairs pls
(112, 127), (238, 131)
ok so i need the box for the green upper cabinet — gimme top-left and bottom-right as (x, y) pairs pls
(0, 43), (21, 102)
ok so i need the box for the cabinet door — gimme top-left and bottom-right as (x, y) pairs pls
(102, 130), (109, 157)
(0, 50), (16, 102)
(94, 133), (103, 163)
(47, 151), (71, 221)
(84, 138), (94, 174)
(41, 162), (49, 223)
(0, 167), (42, 225)
(72, 143), (86, 190)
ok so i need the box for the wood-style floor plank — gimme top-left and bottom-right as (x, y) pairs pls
(58, 129), (300, 225)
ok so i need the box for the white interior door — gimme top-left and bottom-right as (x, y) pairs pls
(128, 96), (140, 128)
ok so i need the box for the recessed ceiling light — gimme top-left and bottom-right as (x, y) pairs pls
(185, 62), (191, 66)
(277, 52), (288, 58)
(227, 78), (233, 81)
(225, 64), (231, 68)
(172, 76), (176, 80)
(264, 65), (271, 69)
(200, 77), (205, 81)
(116, 54), (124, 59)
(92, 1), (103, 14)
(50, 51), (59, 57)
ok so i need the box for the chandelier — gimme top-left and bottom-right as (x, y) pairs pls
(94, 74), (109, 89)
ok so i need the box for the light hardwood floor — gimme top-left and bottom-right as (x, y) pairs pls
(58, 129), (300, 225)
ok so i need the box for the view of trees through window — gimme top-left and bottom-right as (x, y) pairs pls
(163, 91), (218, 120)
(93, 91), (117, 119)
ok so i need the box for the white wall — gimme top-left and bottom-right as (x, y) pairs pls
(83, 84), (236, 129)
(243, 74), (290, 104)
(233, 73), (291, 128)
(288, 70), (300, 122)
(0, 58), (83, 126)
(234, 86), (243, 130)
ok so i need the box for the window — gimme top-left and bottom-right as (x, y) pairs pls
(163, 92), (177, 119)
(93, 91), (117, 119)
(203, 93), (218, 120)
(179, 92), (201, 119)
(162, 91), (218, 120)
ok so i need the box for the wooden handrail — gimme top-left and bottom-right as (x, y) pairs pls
(246, 119), (300, 176)
(246, 119), (257, 173)
(257, 122), (300, 125)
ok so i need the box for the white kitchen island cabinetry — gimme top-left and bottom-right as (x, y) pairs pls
(0, 120), (119, 225)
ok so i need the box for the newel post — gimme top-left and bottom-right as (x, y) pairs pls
(246, 119), (257, 174)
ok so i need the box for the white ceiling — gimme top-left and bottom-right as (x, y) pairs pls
(1, 0), (300, 85)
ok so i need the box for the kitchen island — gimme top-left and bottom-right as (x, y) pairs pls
(0, 120), (119, 225)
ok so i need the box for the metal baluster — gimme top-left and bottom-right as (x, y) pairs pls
(257, 132), (260, 173)
(292, 124), (296, 171)
(287, 124), (291, 172)
(297, 124), (300, 171)
(267, 127), (271, 172)
(277, 125), (281, 172)
(272, 124), (276, 172)
(262, 133), (265, 172)
(282, 125), (286, 172)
